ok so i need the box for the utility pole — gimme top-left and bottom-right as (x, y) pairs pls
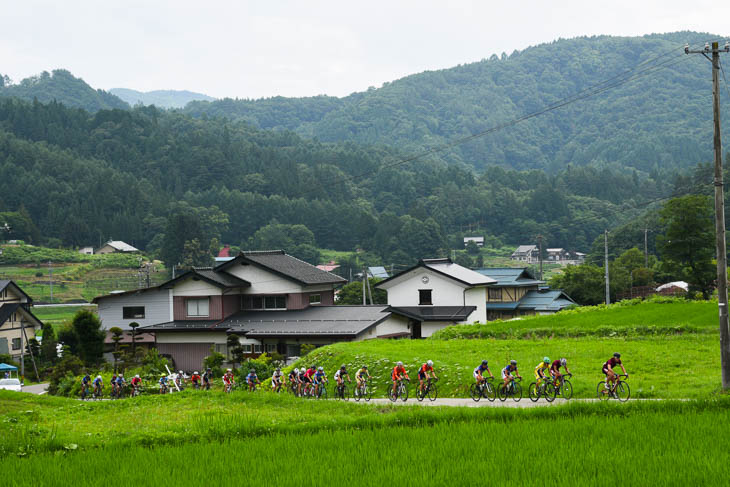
(537, 235), (544, 281)
(604, 230), (610, 305)
(644, 228), (648, 268)
(362, 267), (367, 306)
(48, 261), (53, 304)
(686, 41), (730, 389)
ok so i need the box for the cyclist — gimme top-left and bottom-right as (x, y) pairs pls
(473, 360), (493, 387)
(391, 361), (409, 396)
(175, 370), (185, 389)
(110, 373), (118, 396)
(501, 360), (521, 391)
(313, 366), (328, 396)
(202, 368), (212, 390)
(190, 371), (201, 389)
(302, 365), (316, 395)
(246, 369), (261, 391)
(418, 360), (437, 394)
(355, 365), (370, 392)
(116, 374), (126, 397)
(92, 374), (103, 396)
(550, 358), (570, 388)
(131, 374), (142, 395)
(334, 364), (350, 396)
(223, 368), (235, 392)
(288, 368), (301, 394)
(159, 375), (168, 394)
(603, 353), (627, 392)
(534, 357), (551, 391)
(81, 373), (91, 397)
(271, 367), (284, 392)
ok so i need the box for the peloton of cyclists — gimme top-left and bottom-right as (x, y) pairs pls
(116, 374), (126, 396)
(202, 368), (212, 390)
(603, 352), (628, 392)
(502, 360), (521, 392)
(550, 358), (570, 388)
(473, 360), (494, 387)
(131, 374), (142, 395)
(288, 368), (301, 394)
(190, 371), (201, 389)
(334, 364), (350, 395)
(534, 357), (551, 390)
(81, 373), (91, 396)
(92, 374), (103, 396)
(246, 369), (261, 391)
(355, 365), (370, 391)
(418, 360), (437, 394)
(159, 375), (168, 393)
(271, 367), (284, 392)
(223, 368), (235, 392)
(391, 361), (409, 396)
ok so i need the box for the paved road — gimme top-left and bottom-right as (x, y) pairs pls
(21, 383), (49, 394)
(361, 398), (588, 407)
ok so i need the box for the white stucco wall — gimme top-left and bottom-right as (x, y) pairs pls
(354, 314), (411, 341)
(173, 278), (223, 297)
(96, 288), (172, 330)
(225, 264), (305, 294)
(422, 322), (450, 338)
(382, 268), (467, 307)
(462, 287), (487, 324)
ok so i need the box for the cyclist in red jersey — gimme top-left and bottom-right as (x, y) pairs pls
(391, 361), (409, 396)
(602, 353), (627, 389)
(550, 358), (570, 387)
(418, 360), (438, 394)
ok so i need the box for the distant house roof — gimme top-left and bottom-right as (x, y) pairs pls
(476, 268), (545, 287)
(546, 248), (564, 253)
(517, 290), (576, 312)
(140, 306), (390, 337)
(464, 236), (484, 243)
(377, 258), (495, 288)
(368, 266), (389, 279)
(316, 263), (340, 272)
(512, 245), (537, 255)
(0, 280), (32, 303)
(217, 246), (231, 258)
(656, 281), (689, 292)
(103, 241), (139, 252)
(387, 306), (476, 322)
(216, 250), (346, 286)
(0, 302), (43, 328)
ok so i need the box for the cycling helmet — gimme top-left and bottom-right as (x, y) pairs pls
(135, 374), (140, 379)
(318, 366), (324, 371)
(294, 368), (299, 374)
(427, 360), (434, 367)
(206, 368), (211, 371)
(193, 371), (198, 375)
(340, 364), (346, 370)
(481, 360), (488, 366)
(250, 369), (255, 374)
(510, 360), (517, 366)
(397, 361), (403, 366)
(276, 367), (281, 372)
(363, 365), (368, 369)
(96, 375), (102, 380)
(613, 352), (621, 359)
(543, 357), (550, 364)
(226, 368), (232, 372)
(179, 370), (183, 374)
(119, 373), (124, 377)
(560, 358), (567, 366)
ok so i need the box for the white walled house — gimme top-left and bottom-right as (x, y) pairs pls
(375, 258), (496, 338)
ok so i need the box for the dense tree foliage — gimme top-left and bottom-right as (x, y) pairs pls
(184, 32), (724, 174)
(0, 70), (128, 112)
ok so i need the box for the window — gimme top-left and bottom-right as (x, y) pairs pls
(123, 306), (145, 319)
(11, 338), (21, 350)
(309, 294), (321, 305)
(242, 295), (286, 310)
(187, 298), (209, 317)
(418, 289), (432, 305)
(488, 288), (502, 301)
(241, 344), (253, 354)
(265, 344), (277, 353)
(254, 344), (262, 354)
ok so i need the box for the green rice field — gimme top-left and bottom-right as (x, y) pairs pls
(1, 392), (728, 486)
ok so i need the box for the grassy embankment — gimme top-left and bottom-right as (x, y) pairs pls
(1, 391), (728, 485)
(0, 244), (166, 303)
(293, 298), (720, 399)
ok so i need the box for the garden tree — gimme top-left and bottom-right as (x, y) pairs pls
(25, 337), (40, 360)
(47, 353), (84, 396)
(203, 346), (226, 377)
(109, 327), (123, 373)
(336, 278), (388, 305)
(209, 237), (221, 258)
(128, 322), (140, 358)
(549, 264), (606, 305)
(226, 334), (242, 371)
(71, 309), (105, 366)
(453, 253), (474, 269)
(475, 254), (484, 268)
(249, 222), (321, 264)
(57, 323), (79, 357)
(657, 195), (716, 299)
(159, 203), (228, 269)
(465, 240), (480, 255)
(300, 343), (316, 357)
(180, 238), (211, 269)
(40, 322), (57, 364)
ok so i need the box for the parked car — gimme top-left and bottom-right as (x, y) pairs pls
(0, 378), (21, 392)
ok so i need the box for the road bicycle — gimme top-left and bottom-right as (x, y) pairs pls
(248, 381), (260, 392)
(271, 379), (284, 393)
(92, 385), (103, 400)
(353, 380), (372, 402)
(497, 377), (522, 402)
(529, 376), (557, 403)
(302, 382), (316, 398)
(597, 374), (630, 402)
(469, 377), (496, 402)
(80, 384), (91, 400)
(315, 381), (328, 399)
(416, 377), (438, 402)
(334, 382), (349, 400)
(130, 385), (143, 397)
(388, 378), (409, 402)
(289, 381), (302, 397)
(554, 373), (573, 400)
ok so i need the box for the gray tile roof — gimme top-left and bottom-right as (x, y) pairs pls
(138, 320), (219, 331)
(193, 268), (250, 288)
(218, 306), (389, 336)
(518, 290), (576, 311)
(0, 302), (43, 328)
(422, 259), (495, 286)
(218, 250), (346, 285)
(387, 306), (476, 322)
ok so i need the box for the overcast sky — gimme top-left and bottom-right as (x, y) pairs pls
(1, 1), (727, 99)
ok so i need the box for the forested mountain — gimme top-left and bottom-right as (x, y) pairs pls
(184, 32), (724, 174)
(0, 98), (677, 266)
(110, 88), (215, 109)
(0, 70), (129, 112)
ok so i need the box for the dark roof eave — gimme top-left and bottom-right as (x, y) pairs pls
(215, 253), (345, 286)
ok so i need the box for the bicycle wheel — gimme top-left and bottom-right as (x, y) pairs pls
(428, 384), (437, 401)
(511, 382), (522, 402)
(400, 384), (408, 402)
(388, 387), (397, 402)
(560, 380), (573, 400)
(528, 382), (539, 402)
(416, 386), (424, 402)
(544, 382), (557, 403)
(597, 381), (610, 401)
(497, 384), (507, 402)
(469, 383), (481, 402)
(484, 382), (496, 402)
(364, 385), (372, 402)
(616, 381), (630, 402)
(318, 386), (327, 400)
(341, 385), (349, 401)
(353, 385), (361, 401)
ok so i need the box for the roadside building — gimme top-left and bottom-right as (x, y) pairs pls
(546, 248), (570, 262)
(95, 240), (139, 254)
(463, 236), (484, 247)
(510, 245), (539, 264)
(0, 281), (44, 361)
(78, 246), (94, 255)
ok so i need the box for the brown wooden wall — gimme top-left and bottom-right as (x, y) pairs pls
(157, 342), (213, 372)
(173, 296), (222, 320)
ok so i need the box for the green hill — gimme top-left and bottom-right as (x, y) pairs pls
(0, 69), (129, 112)
(109, 88), (215, 109)
(184, 32), (725, 173)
